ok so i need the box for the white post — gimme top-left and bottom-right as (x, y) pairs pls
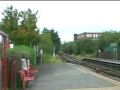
(34, 46), (37, 65)
(53, 46), (55, 58)
(115, 48), (117, 60)
(113, 48), (117, 60)
(98, 50), (101, 58)
(116, 48), (117, 60)
(40, 49), (43, 64)
(113, 49), (114, 60)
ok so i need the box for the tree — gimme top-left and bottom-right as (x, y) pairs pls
(42, 28), (61, 53)
(50, 29), (61, 53)
(73, 40), (81, 55)
(39, 32), (53, 54)
(11, 30), (40, 46)
(62, 39), (96, 55)
(0, 6), (19, 39)
(19, 9), (38, 31)
(61, 42), (74, 54)
(97, 31), (120, 51)
(0, 6), (40, 46)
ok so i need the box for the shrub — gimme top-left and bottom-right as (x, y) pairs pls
(42, 53), (52, 63)
(7, 45), (36, 65)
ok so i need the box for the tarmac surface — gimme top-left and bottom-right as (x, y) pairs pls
(26, 63), (120, 90)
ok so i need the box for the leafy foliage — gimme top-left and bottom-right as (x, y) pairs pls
(39, 32), (53, 54)
(61, 42), (74, 54)
(42, 28), (61, 53)
(38, 28), (61, 63)
(19, 9), (38, 31)
(62, 30), (120, 55)
(11, 30), (40, 46)
(62, 39), (96, 55)
(8, 45), (36, 65)
(97, 31), (120, 51)
(0, 6), (40, 46)
(0, 6), (19, 37)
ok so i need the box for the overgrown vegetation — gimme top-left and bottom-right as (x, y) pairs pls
(61, 39), (97, 55)
(7, 45), (36, 65)
(0, 6), (40, 46)
(43, 55), (63, 64)
(0, 6), (61, 64)
(0, 5), (61, 90)
(61, 30), (120, 57)
(38, 28), (61, 63)
(97, 31), (120, 51)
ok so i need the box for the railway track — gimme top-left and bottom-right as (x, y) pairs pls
(59, 53), (120, 80)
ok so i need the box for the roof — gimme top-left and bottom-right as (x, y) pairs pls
(77, 32), (102, 35)
(83, 32), (102, 34)
(0, 30), (8, 37)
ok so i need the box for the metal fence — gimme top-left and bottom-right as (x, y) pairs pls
(1, 56), (22, 90)
(98, 51), (120, 60)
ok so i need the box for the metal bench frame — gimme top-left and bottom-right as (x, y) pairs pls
(19, 69), (35, 90)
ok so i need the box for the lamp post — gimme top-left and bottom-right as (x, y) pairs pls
(40, 49), (43, 64)
(98, 50), (101, 58)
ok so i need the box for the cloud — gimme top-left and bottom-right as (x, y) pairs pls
(1, 1), (120, 42)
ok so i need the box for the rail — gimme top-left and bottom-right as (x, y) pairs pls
(60, 53), (120, 78)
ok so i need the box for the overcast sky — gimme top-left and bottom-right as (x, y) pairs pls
(0, 1), (120, 42)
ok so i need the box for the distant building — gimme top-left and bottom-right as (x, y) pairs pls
(74, 32), (102, 41)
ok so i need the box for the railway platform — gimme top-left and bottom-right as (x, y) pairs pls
(89, 58), (120, 64)
(26, 63), (120, 90)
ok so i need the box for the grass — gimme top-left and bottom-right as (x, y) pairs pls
(44, 54), (63, 64)
(75, 53), (95, 60)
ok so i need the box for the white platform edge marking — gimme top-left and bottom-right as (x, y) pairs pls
(67, 63), (88, 74)
(66, 63), (120, 87)
(64, 86), (120, 90)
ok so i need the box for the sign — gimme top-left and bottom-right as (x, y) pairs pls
(21, 59), (28, 70)
(0, 35), (2, 43)
(40, 49), (43, 64)
(10, 44), (14, 49)
(40, 49), (43, 54)
(110, 43), (117, 47)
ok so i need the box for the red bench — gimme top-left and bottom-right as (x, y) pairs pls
(27, 60), (38, 74)
(29, 64), (38, 74)
(19, 69), (35, 90)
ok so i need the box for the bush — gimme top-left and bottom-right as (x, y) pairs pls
(7, 45), (35, 90)
(42, 53), (52, 63)
(7, 45), (36, 65)
(42, 53), (62, 64)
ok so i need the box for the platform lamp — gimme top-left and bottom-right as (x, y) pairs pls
(98, 50), (101, 58)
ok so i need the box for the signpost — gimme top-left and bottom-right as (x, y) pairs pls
(110, 43), (117, 60)
(114, 48), (117, 60)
